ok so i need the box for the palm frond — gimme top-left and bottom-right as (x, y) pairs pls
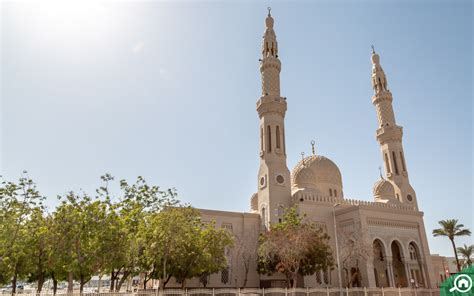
(456, 229), (472, 236)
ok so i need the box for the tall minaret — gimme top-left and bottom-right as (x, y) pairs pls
(256, 8), (291, 228)
(370, 48), (418, 208)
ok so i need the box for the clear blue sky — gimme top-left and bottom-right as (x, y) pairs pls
(1, 0), (472, 257)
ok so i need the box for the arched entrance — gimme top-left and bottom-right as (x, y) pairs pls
(391, 241), (408, 287)
(373, 239), (389, 287)
(408, 242), (425, 287)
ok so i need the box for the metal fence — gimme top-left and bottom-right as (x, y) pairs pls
(5, 288), (440, 296)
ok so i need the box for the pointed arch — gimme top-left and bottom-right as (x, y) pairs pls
(392, 151), (399, 175)
(373, 238), (389, 287)
(267, 125), (272, 152)
(276, 125), (281, 149)
(408, 241), (426, 287)
(391, 240), (408, 287)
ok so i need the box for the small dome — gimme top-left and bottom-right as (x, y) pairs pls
(373, 178), (395, 199)
(292, 155), (342, 189)
(292, 166), (314, 187)
(250, 193), (258, 212)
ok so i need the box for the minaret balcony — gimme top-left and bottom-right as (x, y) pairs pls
(376, 125), (403, 143)
(372, 90), (393, 105)
(256, 96), (287, 117)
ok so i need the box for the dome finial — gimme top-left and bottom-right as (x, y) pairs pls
(378, 166), (383, 179)
(264, 7), (274, 29)
(311, 140), (316, 155)
(301, 152), (305, 165)
(371, 45), (375, 54)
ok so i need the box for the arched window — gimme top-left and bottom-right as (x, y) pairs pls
(323, 269), (330, 284)
(260, 127), (264, 151)
(316, 271), (322, 284)
(261, 207), (267, 229)
(278, 205), (284, 217)
(409, 245), (417, 260)
(221, 268), (229, 284)
(385, 153), (391, 174)
(199, 273), (210, 287)
(329, 189), (333, 197)
(267, 125), (272, 152)
(276, 126), (281, 149)
(392, 151), (399, 175)
(334, 189), (337, 197)
(282, 128), (286, 155)
(400, 151), (407, 172)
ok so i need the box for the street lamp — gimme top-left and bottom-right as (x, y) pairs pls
(333, 203), (343, 296)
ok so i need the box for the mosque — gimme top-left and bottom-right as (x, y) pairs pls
(168, 10), (442, 289)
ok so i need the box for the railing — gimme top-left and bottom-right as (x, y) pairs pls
(4, 288), (439, 296)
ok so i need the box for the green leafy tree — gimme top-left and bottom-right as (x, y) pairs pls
(258, 206), (334, 288)
(108, 176), (179, 291)
(433, 219), (471, 272)
(0, 173), (44, 294)
(45, 212), (69, 295)
(54, 191), (108, 293)
(141, 206), (233, 288)
(25, 208), (50, 293)
(94, 174), (128, 292)
(457, 244), (473, 267)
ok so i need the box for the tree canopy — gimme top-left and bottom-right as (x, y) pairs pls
(0, 172), (233, 293)
(257, 206), (334, 288)
(433, 219), (471, 272)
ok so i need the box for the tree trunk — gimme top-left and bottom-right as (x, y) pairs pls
(110, 271), (116, 292)
(37, 272), (45, 293)
(98, 275), (102, 293)
(11, 271), (17, 296)
(143, 274), (148, 290)
(80, 274), (85, 294)
(242, 265), (249, 288)
(163, 275), (172, 289)
(68, 271), (74, 293)
(451, 238), (461, 272)
(116, 270), (131, 291)
(52, 274), (58, 296)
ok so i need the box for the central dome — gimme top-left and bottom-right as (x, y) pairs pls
(291, 155), (343, 196)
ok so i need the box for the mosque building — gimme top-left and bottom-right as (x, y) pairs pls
(169, 9), (441, 289)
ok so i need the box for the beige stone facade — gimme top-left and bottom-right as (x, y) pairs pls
(169, 10), (441, 289)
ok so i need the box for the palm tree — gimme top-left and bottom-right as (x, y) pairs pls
(457, 244), (473, 267)
(433, 219), (471, 272)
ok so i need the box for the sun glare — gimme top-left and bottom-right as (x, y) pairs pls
(10, 1), (117, 52)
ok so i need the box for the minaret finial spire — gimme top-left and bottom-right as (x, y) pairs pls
(311, 140), (316, 155)
(371, 48), (388, 94)
(268, 6), (271, 16)
(260, 7), (280, 95)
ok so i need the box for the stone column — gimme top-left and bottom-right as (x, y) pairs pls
(420, 261), (429, 288)
(386, 258), (395, 287)
(403, 259), (411, 287)
(366, 257), (377, 288)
